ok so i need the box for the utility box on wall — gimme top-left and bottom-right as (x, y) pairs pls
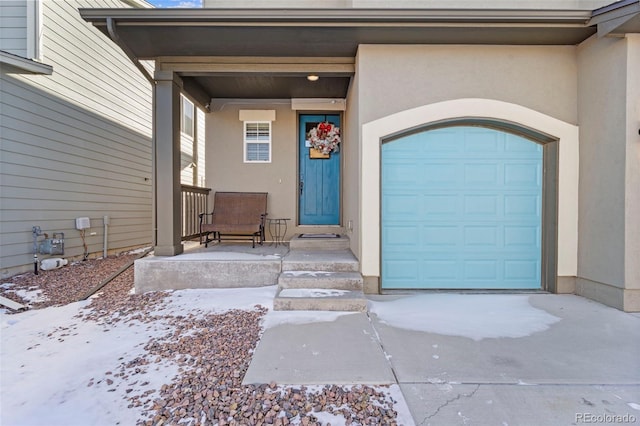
(75, 217), (90, 230)
(39, 233), (65, 255)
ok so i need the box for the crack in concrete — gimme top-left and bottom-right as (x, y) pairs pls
(419, 384), (481, 426)
(366, 311), (401, 385)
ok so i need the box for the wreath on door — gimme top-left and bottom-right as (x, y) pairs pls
(307, 122), (341, 155)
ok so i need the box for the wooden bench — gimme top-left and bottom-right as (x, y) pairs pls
(199, 192), (268, 248)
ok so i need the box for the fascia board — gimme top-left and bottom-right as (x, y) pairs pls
(79, 8), (593, 25)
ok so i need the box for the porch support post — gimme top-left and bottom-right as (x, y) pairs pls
(153, 70), (183, 256)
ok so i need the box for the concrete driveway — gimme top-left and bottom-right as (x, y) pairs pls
(245, 294), (640, 425)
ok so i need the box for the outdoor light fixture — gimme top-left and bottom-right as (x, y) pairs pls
(307, 75), (319, 82)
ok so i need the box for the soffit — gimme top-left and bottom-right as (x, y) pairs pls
(590, 0), (640, 36)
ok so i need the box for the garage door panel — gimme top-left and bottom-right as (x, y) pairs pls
(382, 126), (543, 290)
(423, 260), (458, 280)
(463, 225), (499, 247)
(504, 260), (541, 282)
(505, 134), (542, 153)
(464, 195), (499, 216)
(424, 163), (461, 185)
(423, 195), (459, 215)
(423, 130), (460, 152)
(384, 259), (419, 281)
(383, 225), (420, 248)
(464, 128), (502, 151)
(504, 195), (540, 217)
(383, 194), (419, 216)
(464, 164), (499, 185)
(464, 260), (498, 280)
(384, 162), (421, 185)
(504, 225), (540, 249)
(504, 163), (541, 186)
(464, 137), (500, 153)
(423, 225), (459, 247)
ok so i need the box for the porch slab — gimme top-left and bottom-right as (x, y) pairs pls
(134, 241), (286, 293)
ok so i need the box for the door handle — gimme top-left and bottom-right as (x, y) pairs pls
(299, 180), (304, 195)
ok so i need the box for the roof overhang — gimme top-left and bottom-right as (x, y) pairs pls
(590, 0), (640, 36)
(0, 51), (53, 75)
(81, 8), (597, 58)
(80, 7), (597, 101)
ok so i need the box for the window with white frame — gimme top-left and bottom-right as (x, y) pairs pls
(244, 121), (271, 163)
(181, 95), (194, 138)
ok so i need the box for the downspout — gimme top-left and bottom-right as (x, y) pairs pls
(106, 18), (158, 248)
(106, 18), (153, 84)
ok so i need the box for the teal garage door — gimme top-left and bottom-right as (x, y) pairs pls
(381, 126), (543, 290)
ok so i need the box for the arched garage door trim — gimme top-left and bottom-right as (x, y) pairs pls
(384, 118), (558, 145)
(360, 98), (578, 293)
(381, 123), (556, 291)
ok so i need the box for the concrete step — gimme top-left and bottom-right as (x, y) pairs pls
(273, 288), (368, 312)
(289, 233), (350, 251)
(278, 271), (363, 291)
(282, 250), (359, 272)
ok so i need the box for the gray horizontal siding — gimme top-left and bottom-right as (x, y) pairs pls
(0, 0), (154, 274)
(0, 2), (27, 56)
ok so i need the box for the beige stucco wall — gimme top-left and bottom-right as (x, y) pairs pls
(206, 102), (296, 233)
(625, 34), (640, 295)
(577, 36), (627, 287)
(343, 61), (361, 260)
(357, 44), (578, 125)
(205, 102), (347, 240)
(576, 34), (640, 311)
(356, 44), (581, 286)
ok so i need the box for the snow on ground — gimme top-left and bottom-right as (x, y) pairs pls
(2, 300), (150, 425)
(1, 286), (411, 426)
(281, 271), (333, 277)
(157, 286), (277, 313)
(0, 288), (277, 426)
(1, 282), (48, 305)
(278, 288), (351, 298)
(369, 294), (561, 341)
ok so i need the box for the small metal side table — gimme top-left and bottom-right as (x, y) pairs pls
(267, 218), (290, 247)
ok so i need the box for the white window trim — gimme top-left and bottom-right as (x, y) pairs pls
(243, 121), (272, 164)
(26, 0), (42, 61)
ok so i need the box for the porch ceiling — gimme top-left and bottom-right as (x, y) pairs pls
(190, 75), (351, 99)
(80, 7), (598, 100)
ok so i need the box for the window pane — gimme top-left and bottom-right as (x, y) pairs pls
(246, 143), (270, 162)
(181, 96), (194, 137)
(245, 122), (270, 141)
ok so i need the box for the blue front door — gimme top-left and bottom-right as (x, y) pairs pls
(382, 126), (543, 290)
(299, 114), (341, 225)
